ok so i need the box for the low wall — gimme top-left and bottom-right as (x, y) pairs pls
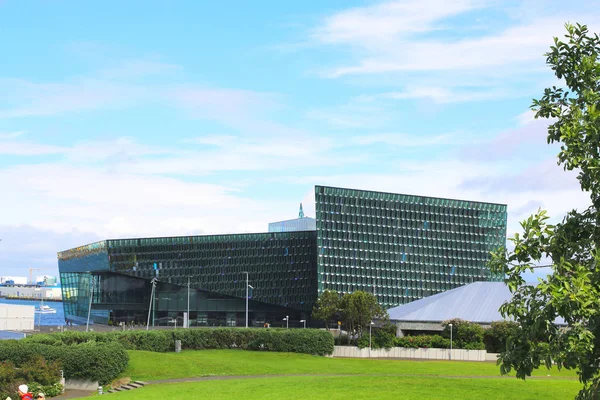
(332, 346), (487, 361)
(0, 304), (35, 331)
(64, 379), (99, 391)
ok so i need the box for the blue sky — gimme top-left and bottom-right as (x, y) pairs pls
(0, 0), (598, 280)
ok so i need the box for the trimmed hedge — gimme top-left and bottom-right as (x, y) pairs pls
(0, 340), (129, 384)
(24, 328), (335, 356)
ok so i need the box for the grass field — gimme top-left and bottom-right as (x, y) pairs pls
(110, 350), (582, 399)
(123, 349), (577, 381)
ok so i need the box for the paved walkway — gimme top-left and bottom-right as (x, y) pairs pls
(148, 372), (574, 384)
(54, 390), (94, 399)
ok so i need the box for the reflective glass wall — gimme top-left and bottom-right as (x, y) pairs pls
(315, 186), (507, 308)
(105, 231), (318, 312)
(58, 241), (110, 323)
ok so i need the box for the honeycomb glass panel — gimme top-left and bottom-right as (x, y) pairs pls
(315, 185), (507, 308)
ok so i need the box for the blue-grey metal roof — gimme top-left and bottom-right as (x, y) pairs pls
(387, 282), (565, 325)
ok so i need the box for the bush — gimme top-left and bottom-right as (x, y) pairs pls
(0, 361), (18, 400)
(441, 319), (485, 350)
(247, 329), (334, 356)
(27, 382), (63, 398)
(484, 321), (520, 353)
(20, 356), (62, 386)
(110, 330), (172, 352)
(356, 323), (396, 350)
(0, 340), (129, 385)
(394, 335), (450, 349)
(23, 328), (335, 356)
(0, 357), (63, 399)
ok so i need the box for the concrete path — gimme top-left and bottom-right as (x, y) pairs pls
(53, 389), (94, 399)
(148, 372), (574, 384)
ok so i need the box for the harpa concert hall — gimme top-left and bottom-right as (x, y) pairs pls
(58, 185), (507, 327)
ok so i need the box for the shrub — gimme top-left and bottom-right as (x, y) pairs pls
(246, 329), (334, 356)
(20, 356), (62, 386)
(484, 321), (520, 353)
(394, 335), (450, 349)
(0, 357), (63, 399)
(441, 319), (485, 350)
(0, 340), (129, 385)
(356, 323), (396, 349)
(23, 328), (335, 356)
(110, 330), (172, 352)
(27, 382), (63, 398)
(0, 361), (18, 400)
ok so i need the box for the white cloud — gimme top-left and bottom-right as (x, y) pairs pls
(381, 86), (511, 104)
(324, 17), (574, 77)
(461, 114), (553, 161)
(0, 140), (66, 156)
(0, 131), (25, 139)
(350, 132), (455, 147)
(315, 0), (483, 47)
(314, 1), (600, 83)
(0, 163), (275, 237)
(0, 78), (145, 118)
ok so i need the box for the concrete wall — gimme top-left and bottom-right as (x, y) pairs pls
(0, 304), (35, 331)
(64, 379), (99, 391)
(332, 346), (487, 361)
(0, 286), (62, 300)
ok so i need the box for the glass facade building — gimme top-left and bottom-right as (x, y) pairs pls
(268, 217), (316, 233)
(57, 185), (507, 326)
(315, 186), (507, 308)
(58, 231), (317, 326)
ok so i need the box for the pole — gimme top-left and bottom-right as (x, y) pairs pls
(146, 279), (156, 331)
(369, 321), (373, 358)
(449, 323), (453, 360)
(245, 272), (249, 328)
(286, 316), (289, 329)
(187, 277), (190, 329)
(86, 275), (94, 332)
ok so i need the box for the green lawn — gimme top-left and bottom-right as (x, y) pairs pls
(111, 350), (582, 399)
(124, 349), (578, 382)
(109, 375), (580, 400)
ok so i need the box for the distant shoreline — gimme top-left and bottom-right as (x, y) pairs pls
(0, 296), (63, 302)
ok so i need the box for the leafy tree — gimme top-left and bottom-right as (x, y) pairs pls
(483, 321), (520, 353)
(339, 291), (388, 341)
(441, 318), (485, 350)
(311, 290), (341, 329)
(489, 23), (600, 399)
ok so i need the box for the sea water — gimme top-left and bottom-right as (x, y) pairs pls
(0, 298), (65, 326)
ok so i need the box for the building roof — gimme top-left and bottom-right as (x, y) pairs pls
(387, 282), (565, 325)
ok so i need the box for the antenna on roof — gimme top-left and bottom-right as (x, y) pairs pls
(298, 203), (305, 219)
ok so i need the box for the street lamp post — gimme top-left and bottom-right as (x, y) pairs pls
(369, 321), (374, 357)
(283, 316), (289, 329)
(243, 272), (253, 328)
(187, 277), (190, 329)
(146, 278), (158, 331)
(449, 323), (453, 360)
(300, 319), (306, 329)
(86, 274), (96, 332)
